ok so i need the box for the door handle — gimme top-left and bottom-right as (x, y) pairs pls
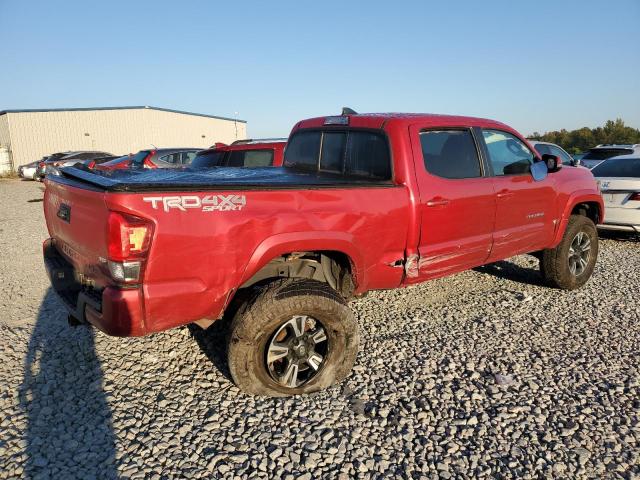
(426, 197), (450, 207)
(496, 189), (514, 199)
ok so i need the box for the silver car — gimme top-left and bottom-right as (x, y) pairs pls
(593, 156), (640, 233)
(580, 144), (640, 169)
(528, 140), (577, 166)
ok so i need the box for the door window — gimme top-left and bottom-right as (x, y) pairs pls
(420, 130), (482, 179)
(483, 130), (535, 176)
(548, 145), (573, 165)
(181, 151), (198, 164)
(159, 153), (181, 164)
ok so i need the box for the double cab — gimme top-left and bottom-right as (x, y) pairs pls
(43, 111), (603, 396)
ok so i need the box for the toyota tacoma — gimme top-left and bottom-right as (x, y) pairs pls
(42, 111), (604, 396)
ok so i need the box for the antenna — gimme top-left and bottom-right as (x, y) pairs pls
(342, 107), (358, 115)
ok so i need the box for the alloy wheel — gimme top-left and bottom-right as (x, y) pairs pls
(266, 315), (328, 388)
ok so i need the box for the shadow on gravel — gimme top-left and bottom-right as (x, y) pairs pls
(18, 289), (117, 479)
(188, 320), (233, 382)
(27, 198), (43, 203)
(598, 229), (639, 243)
(474, 259), (546, 287)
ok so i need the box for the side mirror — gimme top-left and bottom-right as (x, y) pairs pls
(530, 160), (548, 181)
(541, 153), (562, 173)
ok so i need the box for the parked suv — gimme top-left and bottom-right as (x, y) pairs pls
(580, 144), (640, 169)
(190, 139), (286, 169)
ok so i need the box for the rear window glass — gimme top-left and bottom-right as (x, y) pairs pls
(420, 130), (481, 179)
(583, 148), (633, 160)
(227, 149), (274, 167)
(591, 158), (640, 177)
(190, 151), (225, 168)
(284, 131), (322, 172)
(284, 129), (391, 180)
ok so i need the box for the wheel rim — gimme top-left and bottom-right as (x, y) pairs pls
(266, 315), (328, 388)
(568, 230), (591, 276)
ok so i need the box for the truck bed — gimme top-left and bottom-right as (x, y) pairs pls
(56, 165), (394, 192)
(44, 166), (410, 335)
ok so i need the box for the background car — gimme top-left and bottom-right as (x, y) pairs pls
(528, 140), (577, 166)
(36, 151), (113, 180)
(592, 156), (640, 233)
(579, 144), (640, 169)
(95, 148), (200, 171)
(17, 160), (40, 180)
(190, 138), (286, 169)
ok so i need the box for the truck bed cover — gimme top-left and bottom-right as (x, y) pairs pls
(55, 166), (394, 192)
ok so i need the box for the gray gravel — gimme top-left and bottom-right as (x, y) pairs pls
(1, 178), (639, 479)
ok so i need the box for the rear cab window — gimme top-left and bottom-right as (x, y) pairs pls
(420, 129), (482, 179)
(284, 129), (392, 180)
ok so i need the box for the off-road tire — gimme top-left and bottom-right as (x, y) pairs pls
(540, 215), (598, 290)
(227, 278), (359, 396)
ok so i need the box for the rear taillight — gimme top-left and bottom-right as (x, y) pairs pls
(38, 162), (45, 168)
(630, 192), (640, 201)
(88, 160), (96, 169)
(107, 212), (154, 283)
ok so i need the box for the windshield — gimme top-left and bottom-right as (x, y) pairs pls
(582, 148), (633, 160)
(190, 151), (226, 168)
(592, 158), (640, 177)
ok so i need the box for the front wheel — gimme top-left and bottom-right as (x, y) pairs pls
(540, 215), (598, 290)
(227, 278), (360, 396)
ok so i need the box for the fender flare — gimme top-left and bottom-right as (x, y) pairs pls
(552, 190), (604, 246)
(238, 231), (365, 289)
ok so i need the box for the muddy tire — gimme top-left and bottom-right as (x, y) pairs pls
(541, 215), (598, 290)
(227, 278), (359, 396)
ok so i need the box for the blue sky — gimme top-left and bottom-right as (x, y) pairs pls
(1, 0), (638, 138)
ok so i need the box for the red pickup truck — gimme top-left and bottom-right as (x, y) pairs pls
(43, 111), (603, 396)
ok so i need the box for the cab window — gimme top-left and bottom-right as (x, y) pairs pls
(420, 129), (481, 179)
(482, 130), (534, 176)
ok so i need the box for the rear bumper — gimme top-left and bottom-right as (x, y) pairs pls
(600, 207), (640, 232)
(43, 239), (148, 336)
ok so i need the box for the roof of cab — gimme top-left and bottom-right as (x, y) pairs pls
(295, 112), (512, 131)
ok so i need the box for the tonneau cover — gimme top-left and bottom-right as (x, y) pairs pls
(55, 166), (393, 192)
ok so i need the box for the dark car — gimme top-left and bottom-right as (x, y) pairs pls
(36, 151), (113, 180)
(95, 148), (200, 171)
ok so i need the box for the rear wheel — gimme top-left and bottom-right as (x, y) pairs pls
(227, 278), (359, 396)
(540, 215), (598, 290)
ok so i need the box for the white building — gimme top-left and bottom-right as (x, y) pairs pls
(0, 106), (247, 170)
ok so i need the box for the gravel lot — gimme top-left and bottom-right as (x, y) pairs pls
(0, 178), (638, 479)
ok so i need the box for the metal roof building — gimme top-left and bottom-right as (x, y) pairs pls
(0, 106), (247, 170)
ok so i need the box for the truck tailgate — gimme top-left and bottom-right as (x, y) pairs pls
(44, 178), (112, 287)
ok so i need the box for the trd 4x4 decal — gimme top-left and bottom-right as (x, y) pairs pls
(143, 194), (246, 212)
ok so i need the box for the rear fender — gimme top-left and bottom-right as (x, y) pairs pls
(552, 191), (604, 247)
(238, 231), (364, 290)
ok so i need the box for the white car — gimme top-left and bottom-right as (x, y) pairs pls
(593, 156), (640, 233)
(580, 144), (640, 169)
(17, 161), (39, 180)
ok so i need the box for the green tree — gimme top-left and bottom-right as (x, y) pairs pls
(528, 119), (640, 154)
